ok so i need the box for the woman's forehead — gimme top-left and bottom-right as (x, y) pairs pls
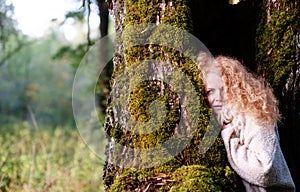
(207, 72), (222, 81)
(206, 72), (223, 88)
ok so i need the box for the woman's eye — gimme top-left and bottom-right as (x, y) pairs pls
(206, 89), (214, 96)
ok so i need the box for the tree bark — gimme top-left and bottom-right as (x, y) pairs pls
(256, 0), (300, 188)
(102, 0), (244, 191)
(101, 0), (300, 190)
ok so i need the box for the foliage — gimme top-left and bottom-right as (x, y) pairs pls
(65, 10), (86, 22)
(0, 1), (107, 191)
(0, 122), (104, 192)
(0, 0), (17, 47)
(256, 0), (300, 91)
(0, 0), (25, 66)
(0, 32), (74, 126)
(52, 42), (89, 72)
(52, 0), (103, 72)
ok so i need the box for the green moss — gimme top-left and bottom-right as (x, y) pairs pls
(169, 165), (241, 192)
(125, 0), (192, 30)
(128, 80), (179, 148)
(105, 0), (243, 191)
(256, 0), (299, 91)
(161, 0), (193, 31)
(109, 169), (150, 192)
(126, 0), (159, 25)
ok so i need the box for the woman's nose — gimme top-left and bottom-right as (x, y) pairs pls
(214, 90), (222, 101)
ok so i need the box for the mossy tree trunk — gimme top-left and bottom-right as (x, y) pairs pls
(256, 0), (300, 188)
(101, 0), (299, 190)
(102, 0), (244, 191)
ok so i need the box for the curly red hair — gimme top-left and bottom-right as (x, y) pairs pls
(215, 56), (280, 126)
(198, 53), (281, 127)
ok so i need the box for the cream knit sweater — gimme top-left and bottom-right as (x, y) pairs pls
(221, 114), (295, 192)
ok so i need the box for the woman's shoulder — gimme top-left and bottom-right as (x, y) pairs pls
(228, 112), (275, 134)
(243, 115), (277, 138)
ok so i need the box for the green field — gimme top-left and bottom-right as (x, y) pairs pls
(0, 122), (104, 192)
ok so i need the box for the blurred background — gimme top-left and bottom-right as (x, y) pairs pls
(0, 0), (110, 191)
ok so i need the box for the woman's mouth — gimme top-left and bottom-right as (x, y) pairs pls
(213, 105), (222, 110)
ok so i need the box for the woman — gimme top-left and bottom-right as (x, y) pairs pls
(197, 53), (296, 191)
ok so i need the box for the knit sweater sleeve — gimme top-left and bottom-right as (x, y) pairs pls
(221, 120), (277, 187)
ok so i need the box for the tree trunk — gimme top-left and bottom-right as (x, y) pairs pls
(102, 0), (244, 191)
(96, 0), (113, 117)
(100, 0), (300, 190)
(256, 0), (300, 188)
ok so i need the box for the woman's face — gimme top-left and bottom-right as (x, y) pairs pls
(205, 72), (225, 115)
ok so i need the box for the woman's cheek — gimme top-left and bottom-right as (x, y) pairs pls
(207, 95), (213, 108)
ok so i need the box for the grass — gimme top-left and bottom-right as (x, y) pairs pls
(0, 121), (104, 192)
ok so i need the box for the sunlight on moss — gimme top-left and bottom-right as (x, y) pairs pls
(104, 0), (244, 191)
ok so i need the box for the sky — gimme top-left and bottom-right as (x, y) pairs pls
(11, 0), (100, 39)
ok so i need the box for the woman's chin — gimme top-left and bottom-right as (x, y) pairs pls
(213, 107), (222, 114)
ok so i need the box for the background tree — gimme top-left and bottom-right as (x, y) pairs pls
(0, 0), (17, 65)
(96, 0), (113, 116)
(0, 0), (30, 67)
(0, 1), (105, 190)
(256, 0), (300, 187)
(0, 0), (30, 122)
